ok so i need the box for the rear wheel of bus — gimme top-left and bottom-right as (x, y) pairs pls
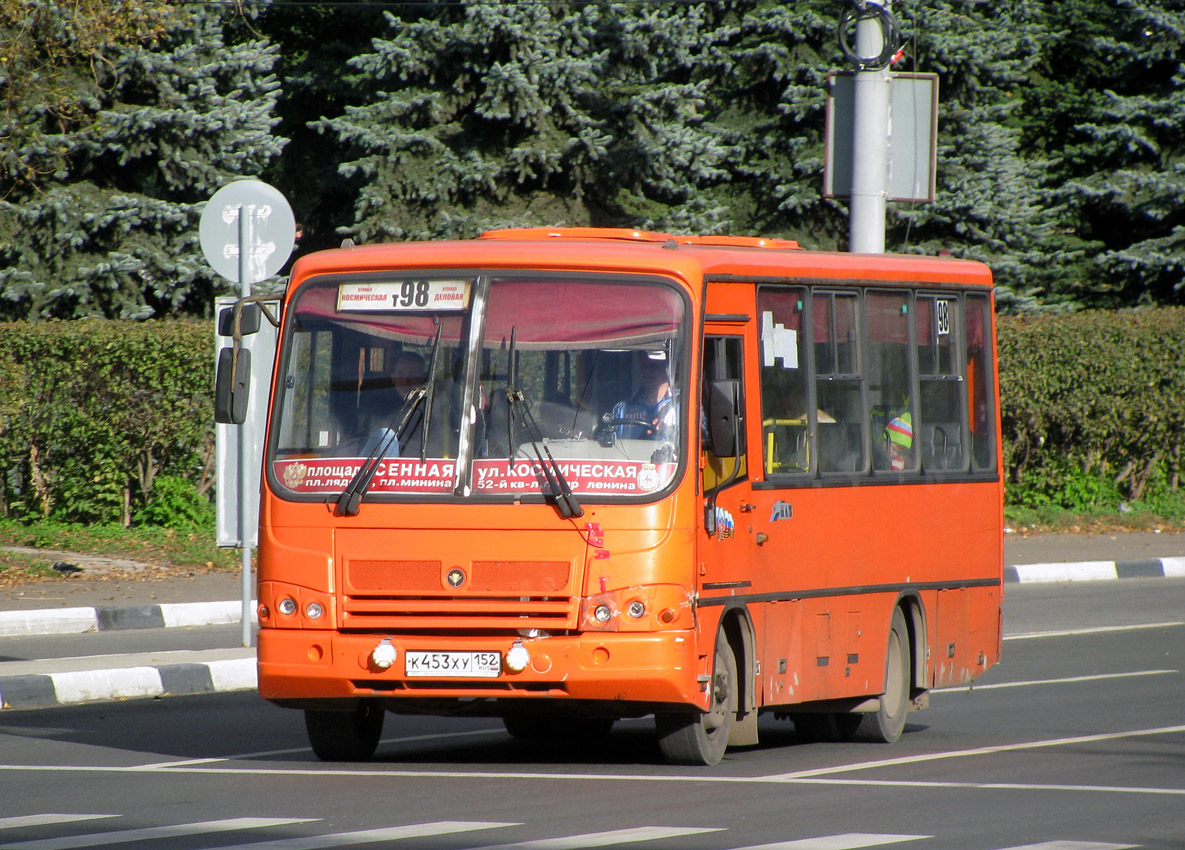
(655, 628), (736, 766)
(854, 606), (911, 743)
(305, 700), (385, 761)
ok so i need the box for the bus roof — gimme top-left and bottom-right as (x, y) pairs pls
(288, 228), (993, 292)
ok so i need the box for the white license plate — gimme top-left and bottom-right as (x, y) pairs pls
(404, 650), (501, 678)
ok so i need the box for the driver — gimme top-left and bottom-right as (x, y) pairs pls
(610, 356), (678, 441)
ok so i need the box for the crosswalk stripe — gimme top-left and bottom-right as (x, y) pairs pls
(729, 834), (928, 850)
(0, 817), (315, 850)
(194, 821), (517, 850)
(0, 815), (118, 832)
(476, 825), (726, 849)
(994, 843), (1137, 850)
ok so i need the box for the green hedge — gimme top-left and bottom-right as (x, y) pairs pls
(998, 307), (1185, 511)
(0, 320), (213, 526)
(1, 309), (1181, 527)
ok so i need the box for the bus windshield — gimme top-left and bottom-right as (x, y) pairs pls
(269, 272), (688, 503)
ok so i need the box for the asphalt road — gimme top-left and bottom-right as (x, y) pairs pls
(1, 577), (1182, 850)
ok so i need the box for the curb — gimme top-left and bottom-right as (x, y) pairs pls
(0, 652), (256, 710)
(0, 600), (250, 638)
(1005, 556), (1185, 584)
(4, 555), (1185, 638)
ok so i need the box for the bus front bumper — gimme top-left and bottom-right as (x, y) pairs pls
(257, 628), (704, 709)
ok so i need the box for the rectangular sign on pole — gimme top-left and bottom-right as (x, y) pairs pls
(215, 296), (279, 549)
(824, 71), (939, 203)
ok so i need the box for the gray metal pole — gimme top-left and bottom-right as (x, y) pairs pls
(237, 206), (253, 648)
(849, 0), (892, 254)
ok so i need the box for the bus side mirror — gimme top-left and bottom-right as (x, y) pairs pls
(707, 379), (743, 458)
(215, 347), (251, 425)
(218, 303), (261, 337)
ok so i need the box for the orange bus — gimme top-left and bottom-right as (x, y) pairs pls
(249, 228), (1002, 766)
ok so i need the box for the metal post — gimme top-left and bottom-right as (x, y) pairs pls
(237, 205), (253, 648)
(848, 0), (892, 254)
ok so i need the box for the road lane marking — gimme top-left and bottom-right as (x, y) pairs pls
(762, 724), (1185, 779)
(0, 815), (117, 831)
(995, 843), (1136, 850)
(2, 723), (1185, 799)
(0, 818), (316, 850)
(730, 834), (926, 849)
(1006, 621), (1185, 640)
(137, 728), (508, 769)
(191, 821), (516, 850)
(934, 669), (1177, 692)
(0, 760), (1183, 797)
(477, 826), (724, 849)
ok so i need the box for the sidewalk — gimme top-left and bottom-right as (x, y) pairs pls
(3, 531), (1185, 710)
(1, 550), (253, 710)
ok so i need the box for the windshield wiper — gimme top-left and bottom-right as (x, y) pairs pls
(418, 323), (444, 462)
(335, 387), (427, 517)
(503, 327), (582, 519)
(336, 325), (443, 517)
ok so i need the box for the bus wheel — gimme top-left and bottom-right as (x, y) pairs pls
(655, 630), (736, 766)
(305, 701), (385, 761)
(855, 607), (910, 743)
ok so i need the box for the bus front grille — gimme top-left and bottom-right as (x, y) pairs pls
(341, 558), (580, 631)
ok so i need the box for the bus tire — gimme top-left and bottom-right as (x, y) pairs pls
(855, 607), (910, 743)
(305, 701), (385, 761)
(655, 629), (736, 766)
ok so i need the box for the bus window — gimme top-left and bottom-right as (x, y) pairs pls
(702, 335), (746, 490)
(916, 295), (966, 471)
(814, 292), (865, 473)
(757, 287), (811, 475)
(867, 291), (916, 472)
(966, 293), (996, 471)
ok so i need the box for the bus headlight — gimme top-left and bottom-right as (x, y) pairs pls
(371, 639), (397, 670)
(305, 601), (324, 620)
(277, 597), (298, 616)
(505, 640), (531, 673)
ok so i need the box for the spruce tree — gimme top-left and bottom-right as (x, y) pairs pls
(1022, 0), (1185, 306)
(0, 2), (285, 320)
(321, 1), (752, 242)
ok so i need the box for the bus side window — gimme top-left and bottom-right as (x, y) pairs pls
(965, 293), (996, 471)
(867, 291), (916, 473)
(814, 292), (865, 473)
(757, 287), (811, 475)
(916, 295), (966, 471)
(701, 335), (746, 490)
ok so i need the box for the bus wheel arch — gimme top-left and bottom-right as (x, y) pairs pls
(655, 613), (747, 766)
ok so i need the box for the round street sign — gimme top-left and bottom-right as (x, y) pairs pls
(200, 179), (296, 285)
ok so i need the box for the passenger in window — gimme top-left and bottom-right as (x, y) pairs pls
(884, 413), (914, 471)
(612, 356), (678, 441)
(358, 350), (429, 446)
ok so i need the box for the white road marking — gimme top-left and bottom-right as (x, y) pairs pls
(137, 728), (507, 768)
(2, 725), (1184, 800)
(476, 825), (724, 849)
(1006, 621), (1185, 640)
(0, 817), (315, 850)
(934, 669), (1177, 692)
(0, 815), (116, 831)
(730, 834), (926, 849)
(764, 724), (1185, 780)
(192, 821), (515, 850)
(994, 843), (1136, 850)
